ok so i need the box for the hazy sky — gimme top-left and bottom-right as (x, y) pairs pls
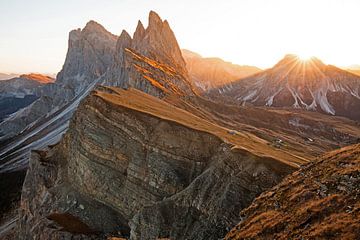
(1, 0), (360, 74)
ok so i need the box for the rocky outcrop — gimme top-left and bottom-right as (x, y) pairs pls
(57, 20), (117, 93)
(103, 11), (194, 98)
(225, 144), (360, 240)
(0, 20), (117, 140)
(182, 49), (261, 92)
(134, 11), (187, 74)
(0, 11), (195, 174)
(211, 54), (360, 121)
(18, 86), (296, 239)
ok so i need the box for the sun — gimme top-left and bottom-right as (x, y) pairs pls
(296, 53), (314, 62)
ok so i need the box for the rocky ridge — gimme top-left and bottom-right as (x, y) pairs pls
(0, 74), (54, 122)
(103, 11), (194, 98)
(1, 10), (359, 240)
(211, 54), (360, 121)
(0, 20), (117, 140)
(0, 11), (195, 173)
(18, 86), (296, 239)
(0, 11), (199, 175)
(225, 143), (360, 239)
(182, 49), (261, 92)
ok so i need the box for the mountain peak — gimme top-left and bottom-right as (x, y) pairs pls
(119, 29), (131, 41)
(137, 11), (187, 73)
(19, 73), (54, 84)
(148, 10), (163, 28)
(58, 20), (117, 88)
(275, 54), (302, 67)
(84, 20), (106, 31)
(104, 11), (193, 97)
(133, 20), (145, 41)
(182, 49), (203, 59)
(214, 53), (360, 120)
(282, 54), (299, 61)
(115, 30), (132, 62)
(274, 54), (326, 70)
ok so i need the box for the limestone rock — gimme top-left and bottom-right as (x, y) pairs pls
(103, 11), (195, 97)
(0, 20), (117, 140)
(18, 87), (295, 239)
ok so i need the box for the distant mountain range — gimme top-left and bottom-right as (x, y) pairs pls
(0, 73), (18, 80)
(0, 73), (56, 81)
(210, 54), (360, 121)
(346, 68), (360, 76)
(0, 74), (54, 122)
(182, 49), (261, 91)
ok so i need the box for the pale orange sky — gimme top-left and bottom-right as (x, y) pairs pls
(1, 0), (360, 74)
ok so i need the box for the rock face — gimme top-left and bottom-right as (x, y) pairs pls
(0, 11), (191, 142)
(103, 11), (194, 98)
(134, 11), (187, 74)
(182, 49), (261, 92)
(211, 54), (360, 121)
(57, 20), (117, 93)
(225, 143), (360, 240)
(0, 11), (195, 174)
(18, 86), (296, 239)
(0, 20), (117, 140)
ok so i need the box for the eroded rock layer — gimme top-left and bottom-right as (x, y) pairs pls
(19, 87), (296, 239)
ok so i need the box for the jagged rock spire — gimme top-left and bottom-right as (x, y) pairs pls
(117, 30), (132, 51)
(114, 30), (132, 66)
(133, 20), (145, 41)
(131, 11), (187, 74)
(104, 10), (194, 96)
(148, 10), (163, 29)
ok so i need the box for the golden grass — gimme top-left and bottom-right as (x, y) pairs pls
(95, 87), (308, 167)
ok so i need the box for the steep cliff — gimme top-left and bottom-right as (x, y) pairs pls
(225, 144), (360, 239)
(0, 20), (117, 140)
(103, 11), (194, 98)
(0, 11), (195, 174)
(18, 86), (297, 239)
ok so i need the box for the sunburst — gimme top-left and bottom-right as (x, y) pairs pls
(296, 53), (314, 62)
